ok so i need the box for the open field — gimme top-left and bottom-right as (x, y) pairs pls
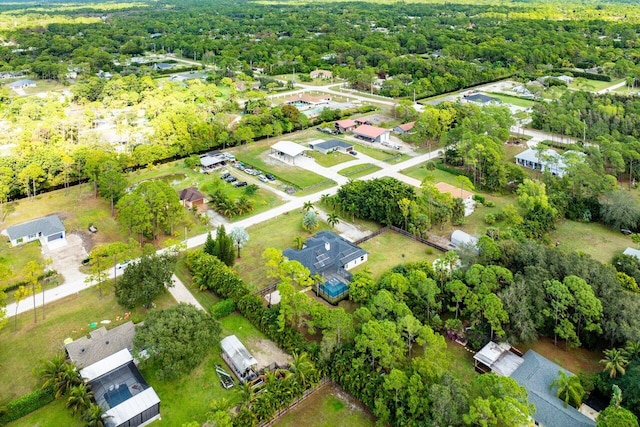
(234, 210), (332, 289)
(338, 163), (382, 178)
(568, 78), (625, 92)
(274, 384), (375, 427)
(549, 220), (631, 264)
(0, 282), (176, 402)
(488, 93), (537, 108)
(0, 241), (44, 290)
(352, 230), (442, 280)
(307, 150), (354, 167)
(349, 141), (409, 163)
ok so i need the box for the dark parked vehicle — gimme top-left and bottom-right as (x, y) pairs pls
(220, 173), (231, 180)
(348, 150), (358, 156)
(234, 181), (248, 187)
(265, 173), (276, 181)
(225, 175), (237, 183)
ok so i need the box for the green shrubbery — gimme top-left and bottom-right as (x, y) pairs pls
(210, 299), (237, 319)
(0, 387), (54, 424)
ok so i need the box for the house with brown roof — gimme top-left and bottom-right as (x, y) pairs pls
(179, 187), (206, 210)
(394, 122), (415, 134)
(284, 93), (331, 108)
(335, 119), (357, 133)
(435, 182), (475, 216)
(353, 124), (391, 143)
(310, 69), (333, 79)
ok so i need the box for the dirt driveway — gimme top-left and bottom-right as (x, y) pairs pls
(247, 337), (292, 369)
(41, 233), (88, 285)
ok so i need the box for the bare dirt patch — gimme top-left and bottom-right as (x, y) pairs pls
(246, 337), (292, 369)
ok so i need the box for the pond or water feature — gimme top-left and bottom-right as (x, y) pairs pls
(158, 173), (187, 185)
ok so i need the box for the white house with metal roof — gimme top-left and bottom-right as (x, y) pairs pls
(514, 148), (568, 177)
(4, 214), (66, 248)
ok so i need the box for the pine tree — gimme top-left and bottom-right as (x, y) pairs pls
(204, 231), (216, 256)
(214, 225), (235, 266)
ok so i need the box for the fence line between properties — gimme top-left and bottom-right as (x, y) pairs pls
(257, 378), (331, 427)
(353, 225), (452, 252)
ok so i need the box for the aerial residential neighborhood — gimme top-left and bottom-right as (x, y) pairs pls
(1, 1), (640, 427)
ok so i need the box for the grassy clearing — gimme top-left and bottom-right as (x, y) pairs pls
(337, 163), (382, 178)
(7, 397), (82, 427)
(220, 313), (267, 342)
(568, 78), (625, 92)
(0, 241), (44, 290)
(352, 230), (442, 280)
(488, 93), (537, 108)
(274, 384), (375, 427)
(444, 340), (477, 384)
(523, 336), (601, 374)
(233, 143), (329, 189)
(141, 351), (241, 426)
(234, 211), (331, 289)
(307, 150), (354, 167)
(548, 220), (631, 264)
(0, 282), (176, 402)
(350, 141), (408, 163)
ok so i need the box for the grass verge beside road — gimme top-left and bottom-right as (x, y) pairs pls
(338, 164), (382, 179)
(307, 150), (354, 167)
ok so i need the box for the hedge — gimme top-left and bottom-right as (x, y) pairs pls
(434, 161), (468, 178)
(0, 387), (54, 424)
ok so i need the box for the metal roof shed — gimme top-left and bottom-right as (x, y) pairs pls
(221, 335), (258, 374)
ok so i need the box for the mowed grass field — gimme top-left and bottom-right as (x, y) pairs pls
(274, 384), (375, 427)
(549, 220), (631, 264)
(7, 397), (81, 427)
(338, 163), (382, 178)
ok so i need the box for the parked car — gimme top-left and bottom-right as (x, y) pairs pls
(234, 181), (248, 187)
(225, 175), (237, 182)
(348, 150), (358, 156)
(265, 173), (276, 181)
(220, 173), (231, 180)
(621, 228), (633, 236)
(244, 168), (254, 175)
(258, 174), (269, 183)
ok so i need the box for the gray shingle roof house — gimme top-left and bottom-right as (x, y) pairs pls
(8, 79), (36, 89)
(179, 187), (205, 210)
(80, 349), (161, 427)
(510, 350), (596, 427)
(283, 231), (367, 279)
(308, 139), (354, 154)
(5, 214), (65, 247)
(66, 321), (136, 369)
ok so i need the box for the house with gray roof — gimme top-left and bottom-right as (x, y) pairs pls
(8, 79), (35, 89)
(5, 214), (65, 248)
(283, 231), (367, 278)
(308, 139), (354, 154)
(510, 350), (596, 427)
(66, 321), (136, 369)
(514, 148), (568, 177)
(463, 93), (501, 106)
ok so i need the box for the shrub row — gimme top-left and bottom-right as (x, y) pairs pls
(2, 269), (58, 294)
(434, 161), (468, 177)
(0, 387), (54, 424)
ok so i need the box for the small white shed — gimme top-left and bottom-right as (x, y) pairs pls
(451, 230), (479, 250)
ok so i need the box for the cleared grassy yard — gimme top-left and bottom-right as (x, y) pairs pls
(488, 93), (537, 108)
(351, 230), (442, 280)
(0, 282), (176, 402)
(7, 397), (81, 427)
(350, 141), (409, 163)
(0, 241), (44, 290)
(338, 163), (382, 178)
(275, 384), (374, 427)
(568, 78), (625, 92)
(307, 150), (354, 167)
(234, 211), (332, 289)
(548, 220), (631, 264)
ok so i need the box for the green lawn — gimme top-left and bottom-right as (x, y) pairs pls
(0, 241), (45, 290)
(307, 150), (354, 167)
(337, 163), (382, 179)
(352, 230), (442, 280)
(234, 211), (332, 289)
(0, 282), (176, 403)
(7, 397), (82, 427)
(274, 384), (374, 427)
(233, 143), (330, 190)
(443, 341), (477, 384)
(548, 220), (632, 264)
(350, 141), (409, 163)
(568, 78), (625, 92)
(488, 93), (537, 108)
(220, 313), (267, 343)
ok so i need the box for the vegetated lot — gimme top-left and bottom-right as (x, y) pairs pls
(233, 143), (333, 190)
(140, 350), (241, 426)
(0, 242), (43, 290)
(567, 78), (625, 92)
(548, 220), (630, 264)
(351, 230), (441, 280)
(523, 336), (602, 374)
(202, 177), (283, 218)
(442, 340), (477, 384)
(0, 282), (176, 402)
(274, 384), (375, 427)
(7, 397), (81, 427)
(174, 256), (220, 310)
(488, 93), (537, 108)
(307, 150), (354, 167)
(338, 163), (382, 179)
(233, 210), (332, 289)
(349, 141), (409, 163)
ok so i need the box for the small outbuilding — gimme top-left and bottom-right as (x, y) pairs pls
(308, 139), (354, 154)
(5, 214), (66, 248)
(393, 122), (415, 134)
(199, 151), (228, 170)
(450, 230), (479, 250)
(623, 247), (640, 262)
(353, 124), (390, 143)
(270, 140), (307, 164)
(220, 335), (258, 383)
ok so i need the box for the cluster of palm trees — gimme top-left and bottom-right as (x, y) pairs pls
(234, 352), (321, 425)
(209, 189), (254, 217)
(301, 201), (340, 234)
(600, 341), (640, 378)
(39, 354), (107, 427)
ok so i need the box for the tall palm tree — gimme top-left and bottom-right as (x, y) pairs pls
(625, 341), (640, 361)
(66, 383), (94, 415)
(302, 200), (314, 212)
(290, 352), (316, 390)
(550, 370), (584, 408)
(326, 212), (340, 228)
(293, 235), (304, 250)
(40, 355), (81, 398)
(600, 348), (630, 378)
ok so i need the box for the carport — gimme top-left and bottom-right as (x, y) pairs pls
(270, 141), (307, 165)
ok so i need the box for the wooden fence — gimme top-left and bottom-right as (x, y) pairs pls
(354, 225), (453, 253)
(257, 378), (331, 427)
